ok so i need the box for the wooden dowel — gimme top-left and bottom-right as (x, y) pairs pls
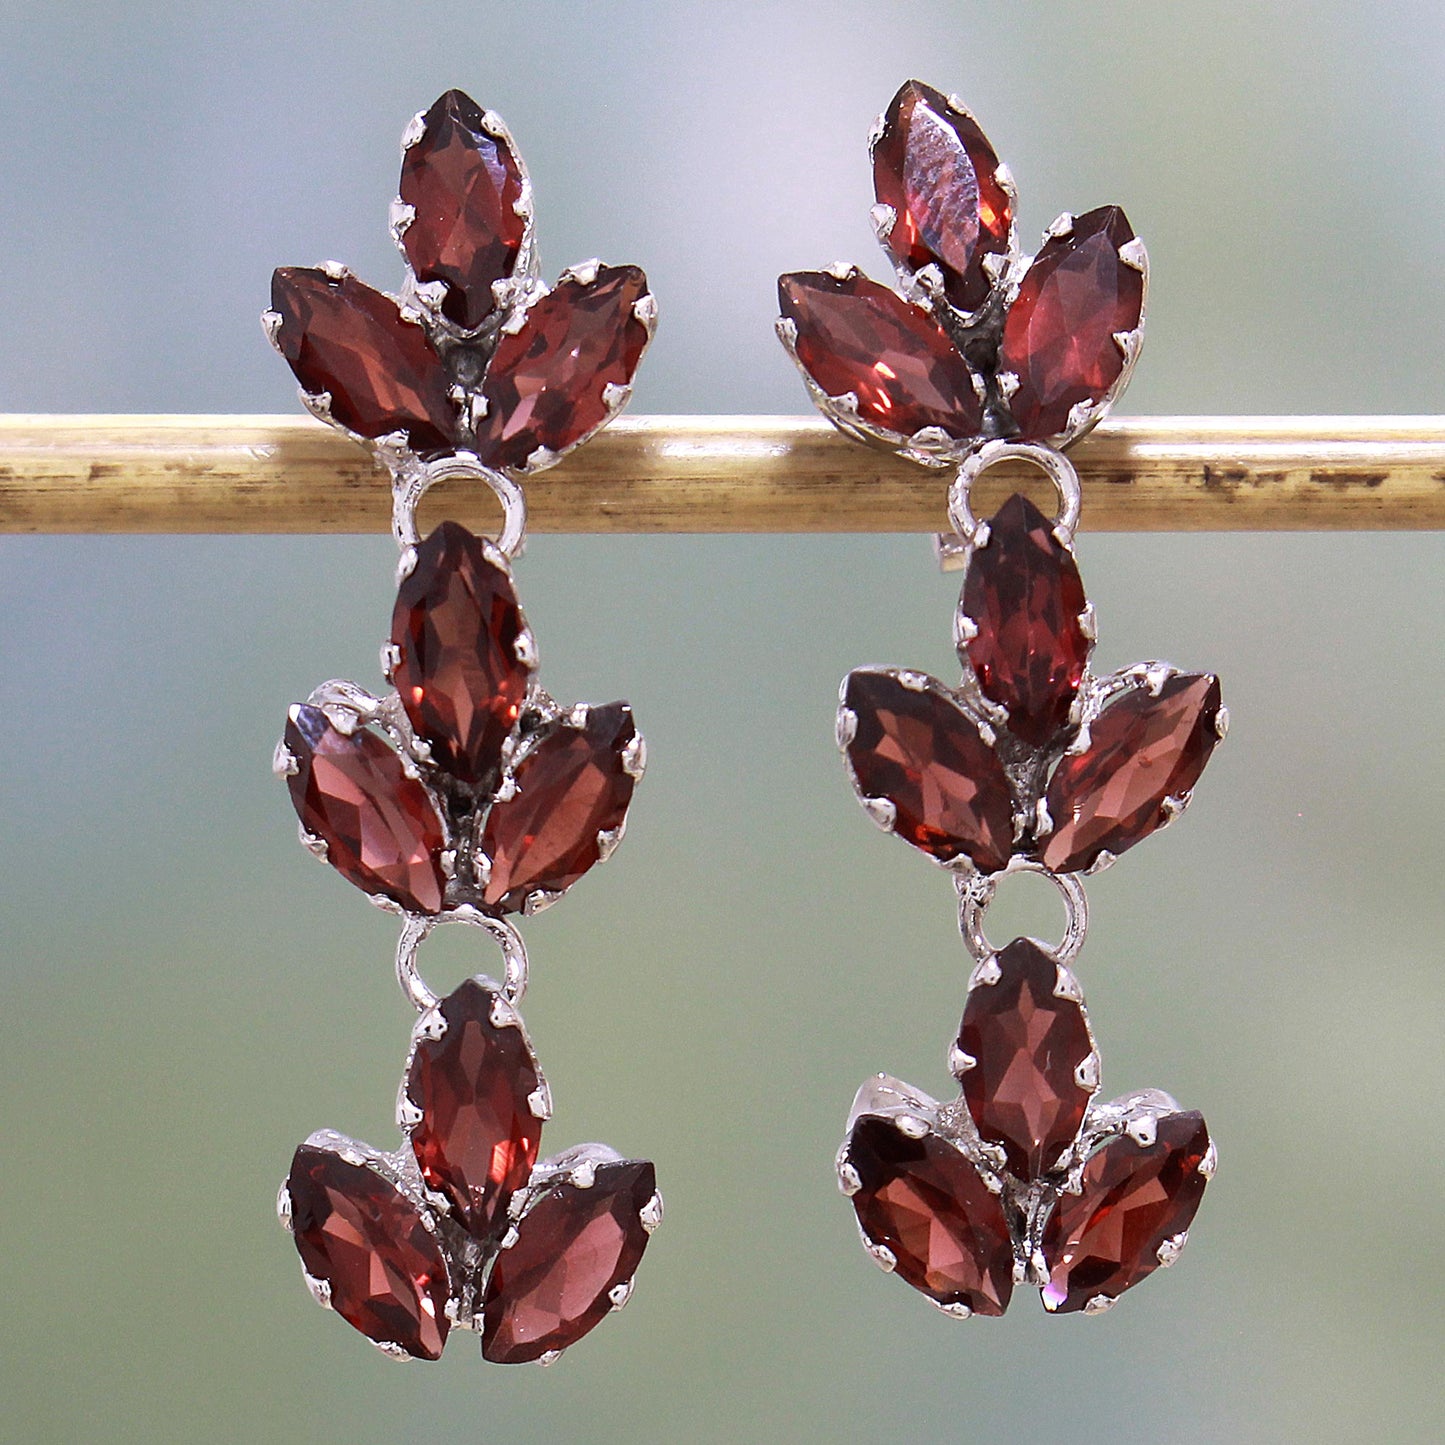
(1, 414), (1442, 535)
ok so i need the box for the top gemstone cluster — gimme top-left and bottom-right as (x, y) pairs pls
(777, 78), (1147, 465)
(265, 87), (655, 474)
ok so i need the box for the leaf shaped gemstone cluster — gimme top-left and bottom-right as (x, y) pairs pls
(779, 79), (1145, 462)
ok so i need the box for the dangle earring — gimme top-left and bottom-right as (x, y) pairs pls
(777, 81), (1223, 1318)
(266, 90), (660, 1364)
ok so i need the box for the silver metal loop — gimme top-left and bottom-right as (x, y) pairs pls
(394, 907), (530, 1013)
(957, 859), (1089, 966)
(946, 440), (1082, 548)
(392, 452), (527, 557)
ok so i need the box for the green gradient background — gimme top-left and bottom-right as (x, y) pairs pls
(1, 3), (1442, 1442)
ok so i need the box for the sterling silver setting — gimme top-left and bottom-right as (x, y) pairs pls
(269, 89), (660, 1366)
(783, 79), (1221, 1322)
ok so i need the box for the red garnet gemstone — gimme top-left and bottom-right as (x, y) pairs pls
(871, 80), (1013, 313)
(284, 705), (446, 914)
(481, 1159), (657, 1363)
(404, 978), (543, 1240)
(287, 1144), (450, 1360)
(1040, 1111), (1211, 1313)
(961, 492), (1089, 746)
(958, 938), (1095, 1179)
(270, 267), (456, 453)
(778, 271), (981, 442)
(399, 89), (527, 332)
(846, 1116), (1014, 1315)
(1040, 673), (1223, 873)
(475, 266), (650, 470)
(479, 703), (638, 913)
(391, 521), (530, 791)
(999, 206), (1144, 441)
(842, 669), (1014, 873)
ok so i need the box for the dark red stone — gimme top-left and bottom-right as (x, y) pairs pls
(482, 1159), (656, 1363)
(284, 705), (446, 914)
(404, 978), (543, 1240)
(391, 521), (530, 791)
(479, 703), (638, 913)
(871, 80), (1013, 313)
(270, 267), (456, 452)
(399, 89), (526, 331)
(1040, 673), (1222, 873)
(287, 1143), (450, 1360)
(846, 1115), (1014, 1315)
(778, 271), (981, 442)
(961, 492), (1089, 746)
(1040, 1111), (1211, 1313)
(999, 206), (1144, 440)
(959, 938), (1095, 1180)
(842, 669), (1014, 873)
(476, 266), (650, 470)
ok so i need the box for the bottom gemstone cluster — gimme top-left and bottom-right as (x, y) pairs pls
(279, 975), (660, 1363)
(838, 938), (1213, 1317)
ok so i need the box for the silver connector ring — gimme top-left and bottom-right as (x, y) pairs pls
(946, 440), (1082, 548)
(392, 453), (527, 557)
(395, 907), (530, 1013)
(957, 859), (1089, 966)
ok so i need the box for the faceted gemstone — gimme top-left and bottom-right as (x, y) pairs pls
(479, 703), (638, 913)
(270, 267), (456, 453)
(846, 1115), (1014, 1315)
(871, 79), (1013, 313)
(999, 206), (1144, 441)
(284, 705), (446, 914)
(404, 978), (543, 1240)
(399, 89), (526, 331)
(1040, 673), (1223, 873)
(958, 937), (1095, 1179)
(287, 1144), (450, 1360)
(391, 521), (530, 791)
(961, 492), (1089, 746)
(778, 271), (981, 442)
(842, 669), (1014, 873)
(476, 266), (650, 470)
(1040, 1111), (1211, 1313)
(482, 1159), (657, 1363)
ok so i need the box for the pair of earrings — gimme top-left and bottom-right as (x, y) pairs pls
(269, 82), (1222, 1366)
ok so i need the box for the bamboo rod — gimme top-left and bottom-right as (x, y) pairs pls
(1, 414), (1442, 535)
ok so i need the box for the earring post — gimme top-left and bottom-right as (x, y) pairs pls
(1, 414), (1442, 535)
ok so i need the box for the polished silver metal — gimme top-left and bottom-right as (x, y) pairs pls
(395, 912), (530, 1013)
(957, 860), (1089, 967)
(392, 452), (528, 555)
(945, 439), (1082, 550)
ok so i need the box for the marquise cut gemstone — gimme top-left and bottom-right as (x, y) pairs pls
(1040, 673), (1223, 873)
(287, 1144), (450, 1360)
(1040, 1111), (1211, 1313)
(480, 703), (638, 913)
(390, 521), (530, 791)
(404, 978), (543, 1240)
(958, 938), (1095, 1179)
(842, 669), (1014, 872)
(778, 271), (981, 442)
(871, 79), (1013, 313)
(284, 705), (446, 914)
(482, 1159), (657, 1363)
(961, 492), (1089, 746)
(270, 267), (456, 452)
(845, 1115), (1014, 1315)
(399, 89), (527, 331)
(999, 206), (1144, 441)
(476, 266), (650, 470)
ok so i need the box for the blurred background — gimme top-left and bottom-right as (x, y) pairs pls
(1, 2), (1442, 1441)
